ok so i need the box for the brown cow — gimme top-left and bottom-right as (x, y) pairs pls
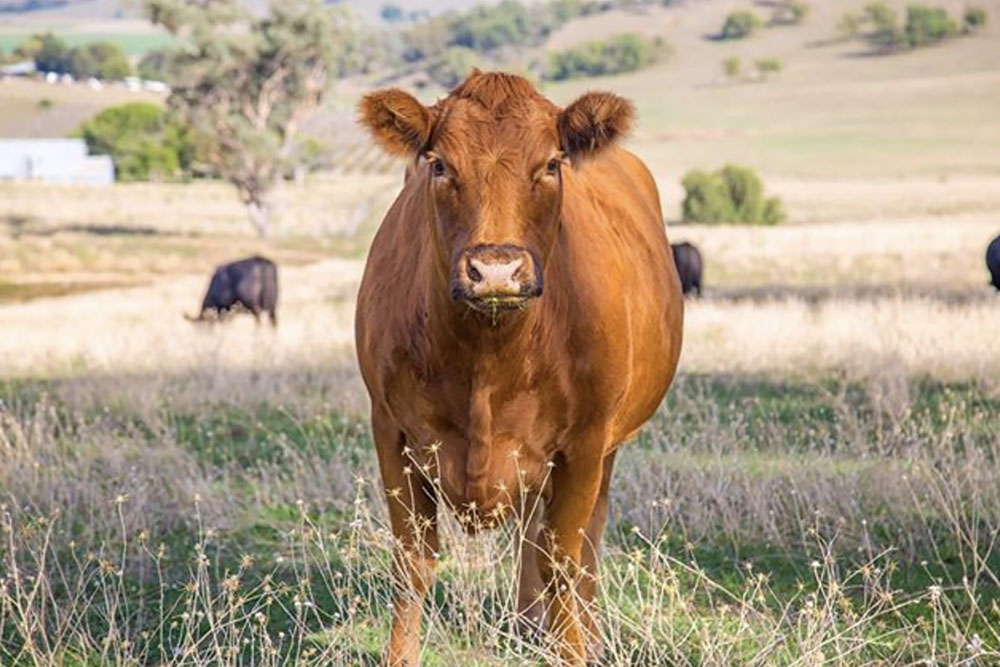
(356, 71), (683, 666)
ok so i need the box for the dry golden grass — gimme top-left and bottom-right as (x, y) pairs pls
(0, 258), (361, 379)
(670, 215), (998, 288)
(681, 294), (1000, 384)
(0, 174), (398, 239)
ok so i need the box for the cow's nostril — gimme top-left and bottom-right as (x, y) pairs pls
(467, 261), (483, 283)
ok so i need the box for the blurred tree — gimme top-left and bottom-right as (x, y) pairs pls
(543, 33), (665, 81)
(720, 11), (762, 40)
(12, 35), (45, 61)
(904, 5), (957, 47)
(33, 33), (72, 73)
(78, 102), (194, 181)
(963, 6), (987, 32)
(69, 42), (132, 80)
(682, 165), (785, 225)
(142, 0), (356, 237)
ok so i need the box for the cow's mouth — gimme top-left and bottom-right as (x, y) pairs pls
(463, 294), (534, 318)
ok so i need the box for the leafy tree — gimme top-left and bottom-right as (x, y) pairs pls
(69, 42), (132, 80)
(864, 2), (905, 51)
(904, 5), (957, 47)
(681, 165), (785, 225)
(963, 6), (987, 32)
(33, 33), (72, 74)
(12, 35), (44, 61)
(143, 0), (357, 237)
(78, 102), (194, 181)
(720, 10), (763, 40)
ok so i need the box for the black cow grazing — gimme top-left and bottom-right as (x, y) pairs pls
(671, 241), (704, 297)
(187, 256), (278, 326)
(988, 235), (1000, 290)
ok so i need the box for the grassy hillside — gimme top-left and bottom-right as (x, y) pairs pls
(537, 0), (1000, 183)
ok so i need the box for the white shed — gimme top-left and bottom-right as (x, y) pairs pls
(0, 138), (115, 185)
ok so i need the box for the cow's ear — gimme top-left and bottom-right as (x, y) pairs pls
(359, 88), (433, 158)
(558, 91), (634, 161)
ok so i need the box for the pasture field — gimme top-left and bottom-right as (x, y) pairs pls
(2, 0), (1000, 663)
(2, 203), (1000, 663)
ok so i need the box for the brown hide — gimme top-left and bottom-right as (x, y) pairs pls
(356, 71), (683, 666)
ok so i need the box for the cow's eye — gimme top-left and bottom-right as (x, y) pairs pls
(431, 159), (446, 178)
(546, 158), (561, 175)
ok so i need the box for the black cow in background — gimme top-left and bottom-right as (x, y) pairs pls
(988, 235), (1000, 291)
(671, 241), (704, 297)
(187, 256), (278, 326)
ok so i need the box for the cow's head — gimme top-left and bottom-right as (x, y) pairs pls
(360, 71), (634, 317)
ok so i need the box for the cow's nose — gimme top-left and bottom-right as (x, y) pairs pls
(458, 244), (540, 300)
(467, 255), (523, 292)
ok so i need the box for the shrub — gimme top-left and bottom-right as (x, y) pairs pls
(904, 4), (958, 47)
(755, 57), (782, 78)
(963, 6), (987, 32)
(864, 2), (906, 51)
(78, 102), (194, 182)
(543, 33), (665, 81)
(681, 164), (785, 225)
(720, 10), (763, 40)
(722, 56), (741, 79)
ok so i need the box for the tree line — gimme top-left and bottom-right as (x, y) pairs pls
(3, 33), (132, 80)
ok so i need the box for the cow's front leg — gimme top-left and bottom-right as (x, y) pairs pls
(372, 409), (439, 667)
(538, 433), (608, 666)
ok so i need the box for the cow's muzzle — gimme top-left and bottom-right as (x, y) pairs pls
(451, 244), (542, 312)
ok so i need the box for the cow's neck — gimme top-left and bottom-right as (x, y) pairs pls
(425, 265), (542, 369)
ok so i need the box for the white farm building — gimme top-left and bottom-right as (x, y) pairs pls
(0, 138), (114, 185)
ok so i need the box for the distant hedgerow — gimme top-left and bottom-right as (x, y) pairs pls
(681, 164), (785, 225)
(838, 2), (985, 53)
(543, 33), (666, 81)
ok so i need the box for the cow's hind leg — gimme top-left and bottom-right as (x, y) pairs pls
(372, 408), (439, 667)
